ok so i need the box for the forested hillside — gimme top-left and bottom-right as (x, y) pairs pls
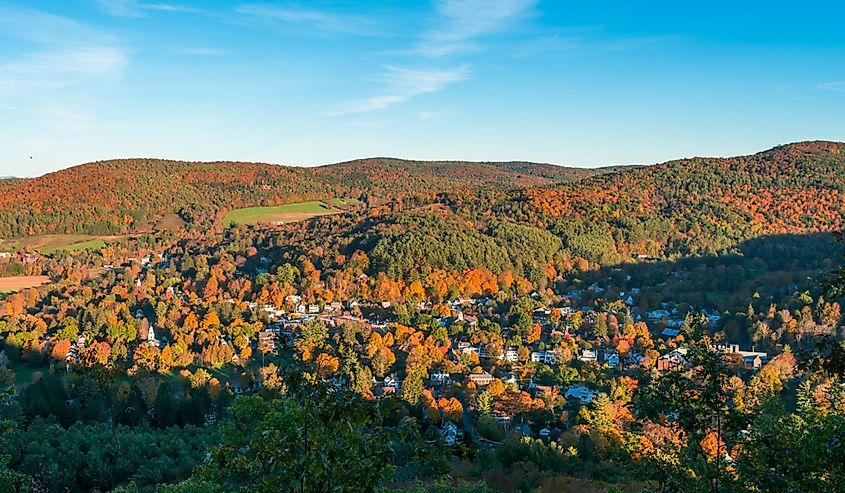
(6, 141), (843, 272)
(1, 142), (845, 492)
(469, 141), (845, 264)
(0, 158), (594, 238)
(0, 160), (329, 237)
(312, 157), (596, 196)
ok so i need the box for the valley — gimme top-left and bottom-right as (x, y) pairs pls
(0, 142), (843, 493)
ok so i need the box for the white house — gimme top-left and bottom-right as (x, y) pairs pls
(467, 372), (495, 387)
(531, 350), (557, 364)
(440, 421), (464, 446)
(145, 325), (158, 346)
(383, 375), (400, 392)
(565, 385), (598, 404)
(503, 347), (519, 362)
(579, 349), (598, 363)
(657, 348), (690, 371)
(430, 372), (452, 385)
(712, 343), (768, 369)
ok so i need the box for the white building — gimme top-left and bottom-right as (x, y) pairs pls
(531, 350), (557, 364)
(145, 326), (158, 346)
(440, 421), (464, 446)
(579, 349), (598, 363)
(565, 385), (599, 404)
(430, 372), (452, 385)
(503, 347), (519, 362)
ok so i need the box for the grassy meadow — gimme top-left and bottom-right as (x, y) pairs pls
(225, 200), (347, 225)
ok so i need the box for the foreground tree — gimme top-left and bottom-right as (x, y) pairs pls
(732, 398), (845, 493)
(635, 339), (745, 493)
(187, 376), (395, 492)
(0, 383), (33, 493)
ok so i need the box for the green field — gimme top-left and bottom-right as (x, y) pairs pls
(0, 234), (118, 254)
(225, 200), (346, 225)
(42, 238), (107, 254)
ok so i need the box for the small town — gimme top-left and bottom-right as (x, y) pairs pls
(1, 1), (843, 490)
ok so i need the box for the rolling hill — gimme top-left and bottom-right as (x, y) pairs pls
(475, 140), (845, 263)
(1, 141), (843, 256)
(0, 159), (329, 237)
(163, 141), (845, 289)
(0, 157), (596, 238)
(311, 157), (597, 194)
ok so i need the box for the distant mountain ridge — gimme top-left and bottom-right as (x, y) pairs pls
(0, 157), (594, 237)
(0, 141), (842, 239)
(479, 140), (845, 263)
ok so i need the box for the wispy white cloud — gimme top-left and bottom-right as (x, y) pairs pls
(331, 95), (405, 115)
(146, 3), (195, 12)
(93, 0), (198, 17)
(507, 27), (680, 59)
(0, 9), (128, 97)
(0, 102), (93, 132)
(329, 0), (536, 115)
(329, 65), (470, 115)
(0, 6), (104, 45)
(235, 4), (374, 35)
(0, 7), (128, 92)
(818, 81), (845, 92)
(383, 65), (471, 94)
(416, 0), (538, 57)
(4, 47), (128, 78)
(0, 6), (129, 130)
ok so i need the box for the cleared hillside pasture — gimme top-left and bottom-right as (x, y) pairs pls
(0, 234), (116, 254)
(225, 200), (343, 225)
(153, 213), (187, 232)
(0, 275), (51, 293)
(44, 238), (107, 254)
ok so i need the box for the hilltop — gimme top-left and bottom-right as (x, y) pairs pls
(0, 141), (843, 249)
(272, 141), (845, 282)
(0, 157), (594, 238)
(312, 157), (597, 194)
(479, 140), (845, 263)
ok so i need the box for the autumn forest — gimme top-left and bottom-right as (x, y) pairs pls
(1, 141), (845, 492)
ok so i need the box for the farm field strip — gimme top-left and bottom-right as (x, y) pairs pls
(225, 200), (347, 225)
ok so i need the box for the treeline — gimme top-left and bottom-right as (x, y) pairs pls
(0, 160), (334, 237)
(0, 157), (592, 238)
(365, 215), (563, 284)
(459, 141), (845, 264)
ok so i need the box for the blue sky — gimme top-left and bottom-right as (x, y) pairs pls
(1, 0), (843, 177)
